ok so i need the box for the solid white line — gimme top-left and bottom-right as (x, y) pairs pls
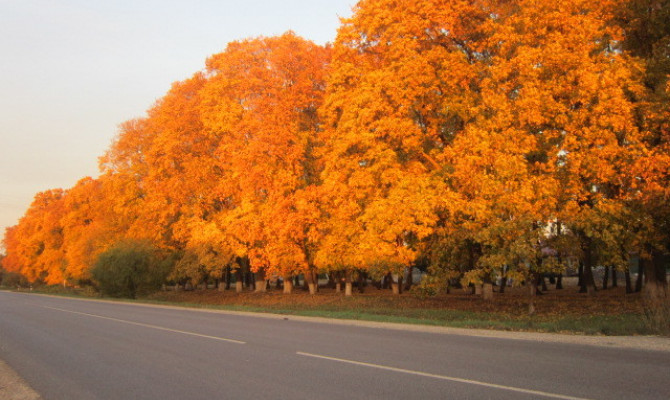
(43, 306), (246, 344)
(296, 352), (593, 400)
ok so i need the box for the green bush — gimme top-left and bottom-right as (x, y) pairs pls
(91, 240), (173, 298)
(0, 269), (29, 288)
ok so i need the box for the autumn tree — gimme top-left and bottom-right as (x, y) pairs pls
(198, 32), (330, 293)
(318, 0), (487, 294)
(614, 0), (670, 331)
(2, 190), (67, 285)
(60, 177), (113, 284)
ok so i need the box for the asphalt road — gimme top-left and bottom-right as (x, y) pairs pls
(0, 291), (668, 400)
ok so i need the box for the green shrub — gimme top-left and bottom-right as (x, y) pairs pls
(91, 240), (173, 298)
(0, 269), (29, 288)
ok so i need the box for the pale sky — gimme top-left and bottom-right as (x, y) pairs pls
(0, 0), (355, 243)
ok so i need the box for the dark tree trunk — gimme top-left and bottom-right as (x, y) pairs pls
(235, 268), (243, 293)
(312, 269), (319, 293)
(577, 263), (584, 290)
(635, 262), (645, 293)
(303, 273), (310, 291)
(332, 271), (342, 293)
(357, 271), (366, 294)
(611, 267), (618, 288)
(499, 274), (507, 294)
(625, 269), (633, 294)
(582, 263), (596, 295)
(404, 266), (414, 291)
(225, 266), (232, 290)
(579, 235), (597, 295)
(528, 273), (538, 316)
(602, 266), (610, 290)
(540, 274), (548, 292)
(381, 273), (391, 290)
(649, 250), (668, 287)
(642, 249), (669, 332)
(554, 221), (564, 291)
(644, 250), (668, 294)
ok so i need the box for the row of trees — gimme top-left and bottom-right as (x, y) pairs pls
(2, 0), (668, 307)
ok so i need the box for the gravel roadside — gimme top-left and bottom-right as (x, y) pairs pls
(0, 359), (41, 400)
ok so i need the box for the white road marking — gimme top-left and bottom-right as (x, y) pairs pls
(296, 351), (593, 400)
(43, 306), (246, 344)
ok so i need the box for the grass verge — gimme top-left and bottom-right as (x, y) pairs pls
(4, 284), (652, 336)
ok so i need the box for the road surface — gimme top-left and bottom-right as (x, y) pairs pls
(0, 291), (668, 399)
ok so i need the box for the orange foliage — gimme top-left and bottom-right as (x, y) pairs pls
(3, 2), (667, 297)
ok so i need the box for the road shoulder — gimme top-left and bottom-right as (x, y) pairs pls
(0, 359), (41, 400)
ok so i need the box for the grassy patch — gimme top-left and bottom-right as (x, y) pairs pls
(13, 284), (652, 336)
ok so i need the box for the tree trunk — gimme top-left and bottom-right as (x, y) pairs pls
(483, 282), (493, 300)
(327, 273), (336, 289)
(579, 236), (597, 296)
(642, 250), (669, 333)
(602, 266), (610, 290)
(635, 261), (645, 293)
(474, 284), (482, 295)
(391, 282), (400, 295)
(648, 250), (668, 288)
(540, 274), (548, 292)
(583, 264), (596, 296)
(577, 263), (584, 289)
(225, 266), (231, 290)
(344, 269), (353, 297)
(528, 275), (537, 316)
(556, 274), (563, 290)
(304, 270), (317, 295)
(312, 270), (320, 293)
(333, 271), (341, 293)
(391, 273), (402, 295)
(643, 250), (668, 295)
(611, 267), (618, 288)
(404, 266), (414, 291)
(283, 275), (293, 294)
(235, 268), (243, 293)
(248, 272), (256, 291)
(381, 273), (391, 290)
(625, 269), (633, 294)
(357, 271), (366, 294)
(499, 274), (507, 294)
(255, 268), (267, 293)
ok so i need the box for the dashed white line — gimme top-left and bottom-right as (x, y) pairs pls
(43, 306), (246, 344)
(296, 351), (593, 400)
